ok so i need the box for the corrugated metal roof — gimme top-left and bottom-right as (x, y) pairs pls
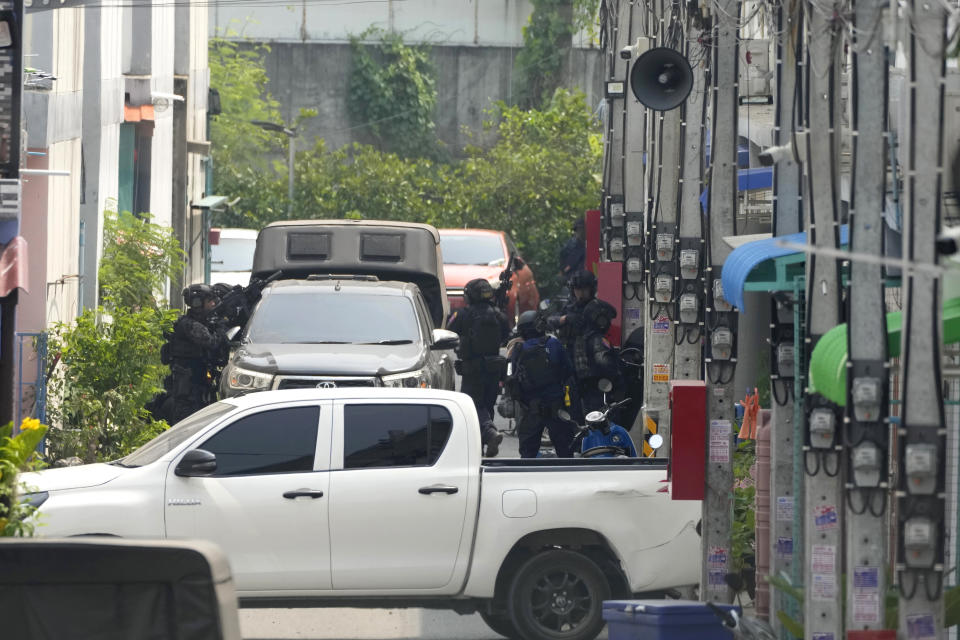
(721, 225), (849, 313)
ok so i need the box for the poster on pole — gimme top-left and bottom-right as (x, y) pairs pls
(709, 420), (731, 462)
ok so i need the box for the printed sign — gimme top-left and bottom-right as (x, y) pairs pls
(811, 545), (836, 573)
(707, 547), (728, 568)
(776, 537), (793, 559)
(776, 496), (794, 522)
(708, 569), (727, 587)
(652, 363), (670, 382)
(812, 634), (834, 640)
(812, 573), (837, 601)
(853, 566), (881, 624)
(906, 614), (936, 640)
(814, 504), (839, 531)
(709, 420), (732, 462)
(627, 307), (642, 321)
(652, 315), (672, 334)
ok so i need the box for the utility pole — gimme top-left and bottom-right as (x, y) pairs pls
(701, 0), (739, 604)
(674, 7), (707, 384)
(844, 0), (889, 631)
(768, 0), (803, 629)
(643, 0), (684, 457)
(897, 0), (948, 634)
(801, 0), (844, 636)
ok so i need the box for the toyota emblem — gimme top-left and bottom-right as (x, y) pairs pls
(317, 381), (337, 389)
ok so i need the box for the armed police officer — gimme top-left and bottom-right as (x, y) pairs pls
(548, 269), (620, 417)
(506, 311), (577, 458)
(449, 278), (509, 457)
(151, 284), (229, 423)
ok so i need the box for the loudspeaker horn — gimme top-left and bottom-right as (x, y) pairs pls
(629, 47), (694, 111)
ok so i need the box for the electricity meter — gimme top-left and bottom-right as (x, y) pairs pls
(852, 377), (881, 422)
(903, 517), (937, 568)
(905, 443), (938, 495)
(609, 237), (625, 262)
(711, 327), (733, 360)
(610, 202), (625, 227)
(713, 280), (733, 312)
(679, 249), (699, 279)
(776, 344), (795, 377)
(809, 408), (836, 449)
(851, 442), (882, 487)
(679, 293), (699, 324)
(654, 275), (673, 303)
(656, 233), (675, 261)
(626, 257), (644, 283)
(626, 221), (643, 246)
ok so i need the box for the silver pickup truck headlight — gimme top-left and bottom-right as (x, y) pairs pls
(381, 369), (429, 388)
(226, 365), (274, 392)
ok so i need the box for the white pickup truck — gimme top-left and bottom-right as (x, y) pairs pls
(23, 389), (700, 640)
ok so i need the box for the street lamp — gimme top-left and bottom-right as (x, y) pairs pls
(251, 120), (297, 216)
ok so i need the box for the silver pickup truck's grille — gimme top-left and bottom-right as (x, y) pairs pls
(275, 376), (379, 390)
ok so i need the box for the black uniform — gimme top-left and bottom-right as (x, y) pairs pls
(448, 279), (509, 455)
(559, 220), (586, 279)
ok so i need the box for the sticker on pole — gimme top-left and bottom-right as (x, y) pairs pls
(811, 634), (834, 640)
(776, 537), (793, 559)
(906, 614), (936, 640)
(853, 566), (880, 625)
(652, 363), (670, 382)
(811, 545), (836, 573)
(709, 420), (731, 462)
(627, 307), (641, 321)
(811, 573), (837, 601)
(776, 496), (794, 521)
(652, 315), (672, 334)
(707, 547), (728, 568)
(813, 504), (839, 531)
(707, 569), (727, 587)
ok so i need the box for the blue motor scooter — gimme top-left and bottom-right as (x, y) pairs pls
(559, 380), (662, 458)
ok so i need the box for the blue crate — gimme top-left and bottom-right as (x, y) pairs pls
(602, 600), (741, 640)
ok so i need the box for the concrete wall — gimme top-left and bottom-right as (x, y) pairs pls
(210, 0), (596, 48)
(255, 42), (603, 154)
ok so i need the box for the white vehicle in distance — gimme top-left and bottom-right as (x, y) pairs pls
(23, 388), (701, 640)
(210, 228), (258, 288)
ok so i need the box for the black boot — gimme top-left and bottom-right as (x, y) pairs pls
(483, 426), (503, 457)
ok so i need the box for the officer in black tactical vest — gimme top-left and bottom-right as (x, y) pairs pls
(506, 311), (577, 458)
(448, 278), (509, 456)
(548, 270), (620, 418)
(151, 284), (228, 423)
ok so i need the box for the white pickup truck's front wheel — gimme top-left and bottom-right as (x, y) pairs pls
(507, 549), (610, 640)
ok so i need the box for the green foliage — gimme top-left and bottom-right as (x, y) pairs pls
(98, 206), (186, 310)
(513, 0), (600, 109)
(0, 419), (48, 536)
(348, 28), (438, 158)
(732, 439), (756, 574)
(213, 89), (601, 298)
(208, 35), (283, 184)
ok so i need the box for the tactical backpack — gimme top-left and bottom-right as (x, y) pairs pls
(517, 339), (558, 392)
(466, 306), (502, 358)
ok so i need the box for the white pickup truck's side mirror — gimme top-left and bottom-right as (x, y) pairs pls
(431, 329), (460, 351)
(175, 449), (218, 477)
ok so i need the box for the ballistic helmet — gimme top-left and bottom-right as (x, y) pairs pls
(212, 282), (234, 299)
(569, 269), (597, 295)
(464, 278), (495, 304)
(516, 310), (541, 339)
(183, 283), (216, 310)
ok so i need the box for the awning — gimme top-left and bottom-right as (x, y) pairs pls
(720, 225), (849, 313)
(0, 235), (28, 297)
(123, 103), (155, 122)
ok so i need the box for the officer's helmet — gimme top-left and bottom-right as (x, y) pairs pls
(568, 269), (597, 296)
(516, 310), (541, 339)
(183, 283), (216, 310)
(212, 283), (234, 300)
(464, 278), (495, 304)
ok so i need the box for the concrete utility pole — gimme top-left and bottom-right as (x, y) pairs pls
(643, 0), (684, 457)
(844, 0), (889, 631)
(701, 0), (739, 604)
(801, 0), (844, 636)
(767, 1), (803, 629)
(897, 0), (948, 634)
(674, 8), (707, 384)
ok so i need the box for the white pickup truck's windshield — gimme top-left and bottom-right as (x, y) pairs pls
(114, 402), (235, 467)
(440, 234), (505, 266)
(245, 292), (421, 344)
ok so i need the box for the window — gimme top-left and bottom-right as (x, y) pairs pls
(198, 406), (320, 476)
(211, 237), (257, 272)
(118, 402), (235, 468)
(439, 234), (506, 266)
(343, 404), (453, 469)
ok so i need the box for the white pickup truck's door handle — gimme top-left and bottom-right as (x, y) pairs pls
(418, 485), (459, 495)
(282, 489), (325, 499)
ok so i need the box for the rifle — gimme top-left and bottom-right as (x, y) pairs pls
(493, 254), (523, 312)
(208, 270), (282, 329)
